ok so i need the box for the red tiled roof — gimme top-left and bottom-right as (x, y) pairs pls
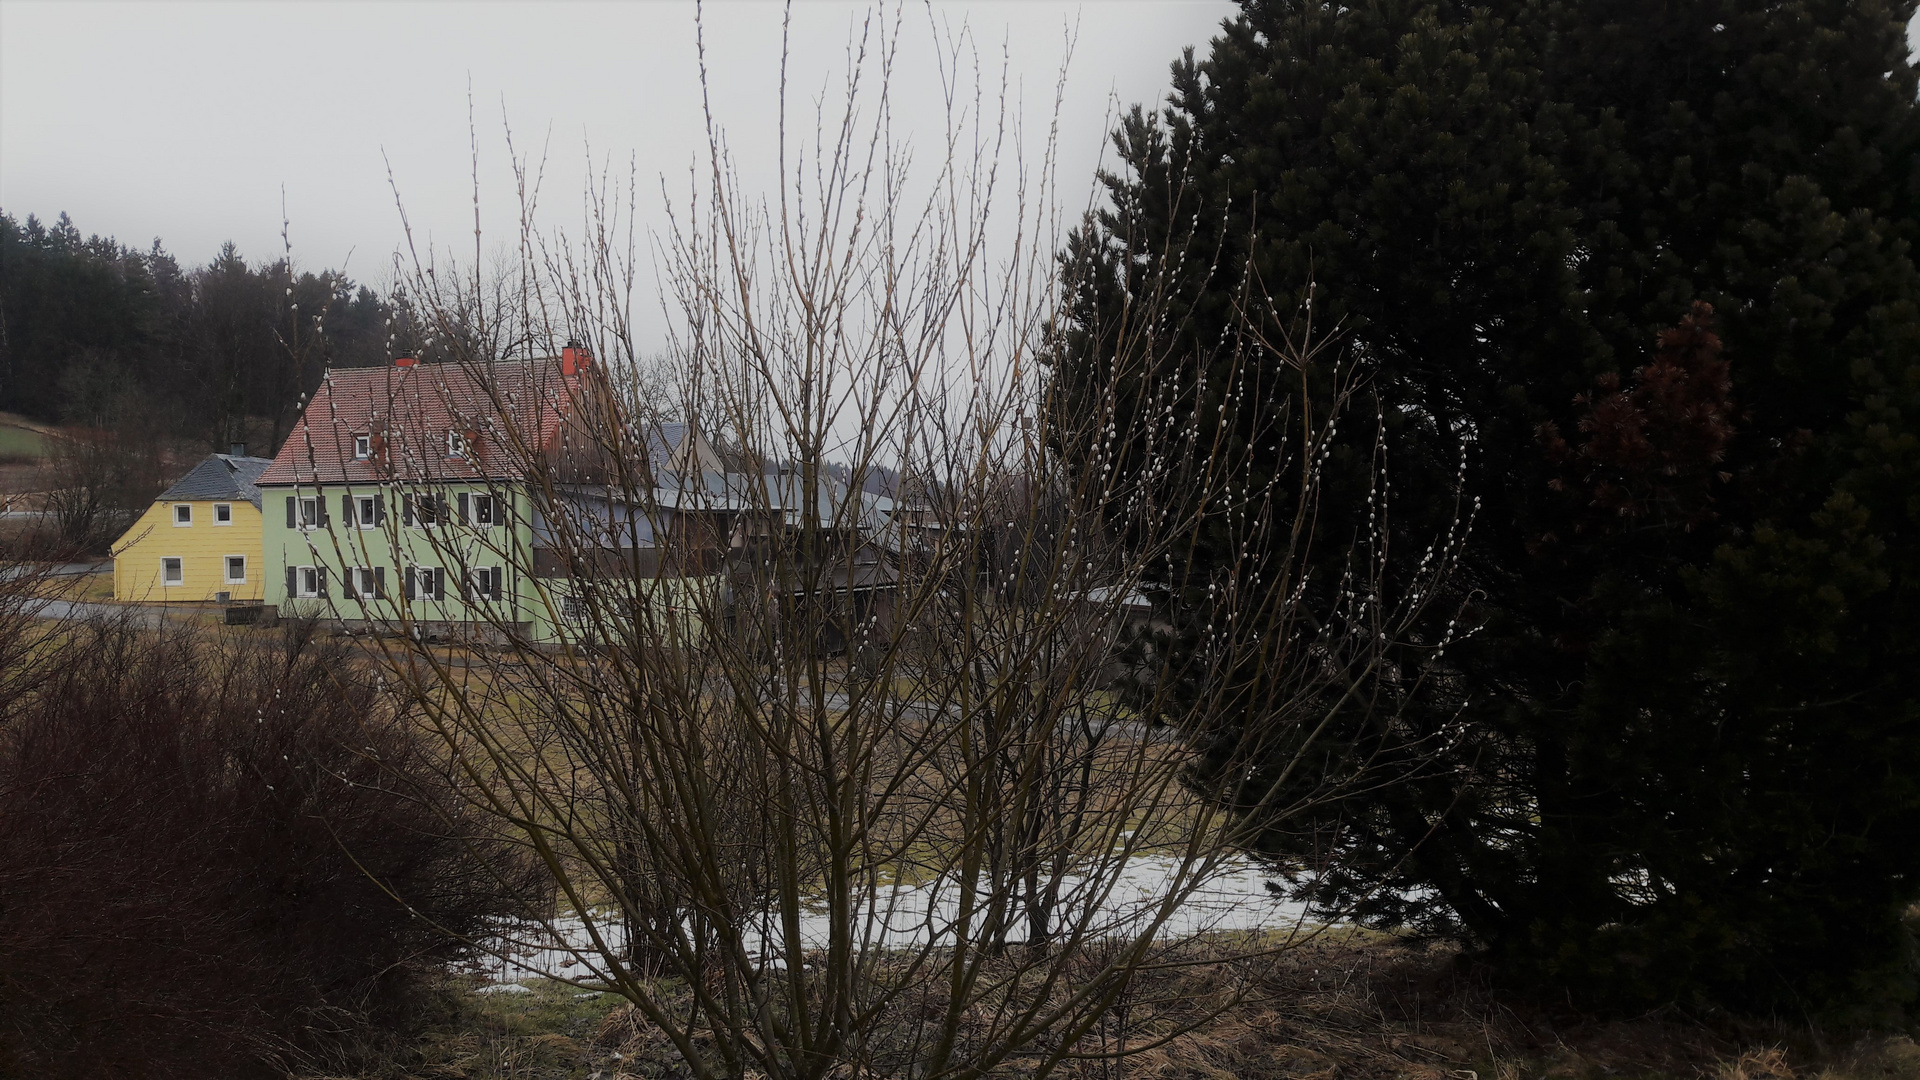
(257, 358), (586, 486)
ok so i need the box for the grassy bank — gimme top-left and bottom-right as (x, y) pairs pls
(316, 934), (1920, 1080)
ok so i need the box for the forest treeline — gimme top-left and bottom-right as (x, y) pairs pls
(0, 211), (395, 455)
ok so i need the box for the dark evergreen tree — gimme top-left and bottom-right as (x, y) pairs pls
(0, 211), (396, 455)
(1053, 0), (1920, 1012)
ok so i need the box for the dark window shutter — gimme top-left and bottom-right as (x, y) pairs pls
(405, 567), (417, 601)
(286, 496), (296, 528)
(458, 492), (471, 523)
(437, 495), (450, 524)
(458, 568), (471, 602)
(344, 569), (357, 600)
(375, 566), (387, 599)
(402, 494), (414, 527)
(489, 566), (503, 601)
(286, 566), (297, 596)
(342, 493), (353, 526)
(317, 495), (330, 527)
(375, 493), (386, 524)
(316, 567), (327, 598)
(433, 568), (446, 601)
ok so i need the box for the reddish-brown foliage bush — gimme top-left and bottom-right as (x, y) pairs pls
(1538, 300), (1737, 537)
(0, 617), (538, 1078)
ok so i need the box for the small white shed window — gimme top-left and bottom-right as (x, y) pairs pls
(447, 430), (468, 458)
(354, 434), (372, 460)
(161, 557), (184, 585)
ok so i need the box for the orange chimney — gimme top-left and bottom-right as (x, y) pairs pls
(561, 341), (590, 376)
(395, 355), (417, 368)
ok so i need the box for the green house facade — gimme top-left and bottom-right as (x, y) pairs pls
(260, 480), (558, 638)
(255, 350), (735, 645)
(255, 352), (601, 644)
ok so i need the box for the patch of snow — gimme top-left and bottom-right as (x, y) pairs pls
(472, 853), (1311, 988)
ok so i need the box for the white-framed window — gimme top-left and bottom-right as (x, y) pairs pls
(351, 566), (383, 599)
(405, 492), (440, 528)
(561, 595), (586, 620)
(295, 565), (322, 598)
(224, 555), (247, 584)
(213, 502), (233, 525)
(299, 496), (320, 530)
(353, 434), (372, 460)
(173, 504), (192, 526)
(160, 557), (183, 585)
(467, 566), (503, 602)
(356, 494), (379, 528)
(407, 566), (444, 602)
(472, 492), (497, 527)
(447, 430), (468, 459)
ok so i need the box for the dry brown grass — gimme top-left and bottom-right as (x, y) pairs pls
(564, 932), (1920, 1080)
(317, 932), (1920, 1080)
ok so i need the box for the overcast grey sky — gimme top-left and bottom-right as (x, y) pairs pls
(1, 1), (1236, 286)
(7, 2), (1914, 308)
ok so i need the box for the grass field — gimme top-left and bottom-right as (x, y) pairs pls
(0, 413), (52, 462)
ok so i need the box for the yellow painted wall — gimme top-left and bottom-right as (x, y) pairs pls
(112, 500), (266, 602)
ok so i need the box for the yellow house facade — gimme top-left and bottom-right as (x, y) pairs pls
(112, 454), (274, 602)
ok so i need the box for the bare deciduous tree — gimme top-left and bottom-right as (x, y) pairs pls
(320, 8), (1472, 1078)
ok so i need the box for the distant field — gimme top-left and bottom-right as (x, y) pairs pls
(0, 414), (52, 462)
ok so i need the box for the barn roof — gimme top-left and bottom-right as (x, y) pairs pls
(256, 357), (587, 486)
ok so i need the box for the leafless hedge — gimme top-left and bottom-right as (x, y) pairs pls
(322, 8), (1471, 1078)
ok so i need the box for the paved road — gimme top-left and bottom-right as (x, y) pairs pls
(24, 598), (173, 627)
(800, 688), (1171, 743)
(0, 560), (109, 583)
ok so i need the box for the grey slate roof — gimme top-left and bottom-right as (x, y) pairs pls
(157, 454), (276, 509)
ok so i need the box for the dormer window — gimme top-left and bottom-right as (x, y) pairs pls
(447, 430), (468, 459)
(354, 434), (371, 460)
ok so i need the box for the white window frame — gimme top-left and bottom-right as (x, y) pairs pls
(353, 566), (379, 598)
(355, 494), (378, 529)
(296, 565), (321, 598)
(469, 566), (503, 602)
(213, 502), (233, 525)
(472, 492), (497, 527)
(299, 496), (320, 531)
(353, 434), (372, 460)
(172, 504), (192, 527)
(160, 556), (184, 586)
(447, 430), (468, 459)
(408, 492), (440, 529)
(224, 555), (247, 584)
(409, 565), (443, 602)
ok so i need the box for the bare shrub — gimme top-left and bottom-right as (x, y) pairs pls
(43, 414), (169, 556)
(0, 616), (540, 1079)
(316, 9), (1470, 1078)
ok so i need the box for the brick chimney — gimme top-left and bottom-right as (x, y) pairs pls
(395, 355), (417, 368)
(561, 340), (591, 376)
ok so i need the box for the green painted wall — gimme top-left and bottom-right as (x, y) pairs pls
(260, 482), (721, 645)
(261, 481), (543, 637)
